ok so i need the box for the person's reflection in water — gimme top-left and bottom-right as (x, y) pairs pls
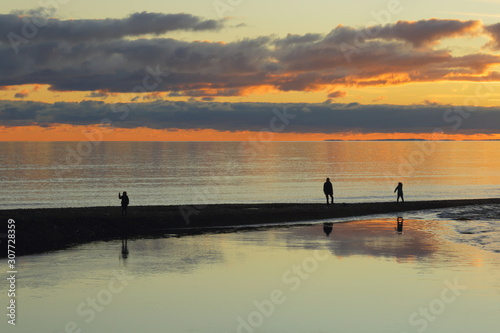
(120, 222), (130, 261)
(120, 238), (129, 259)
(396, 216), (404, 234)
(323, 222), (333, 237)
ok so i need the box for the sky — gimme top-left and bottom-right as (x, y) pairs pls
(1, 0), (500, 141)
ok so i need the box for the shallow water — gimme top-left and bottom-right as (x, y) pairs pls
(2, 215), (500, 333)
(1, 141), (499, 209)
(435, 204), (500, 254)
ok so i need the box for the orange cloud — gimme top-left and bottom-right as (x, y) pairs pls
(12, 85), (45, 99)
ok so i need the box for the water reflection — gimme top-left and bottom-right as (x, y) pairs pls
(396, 216), (404, 234)
(5, 218), (500, 333)
(16, 217), (479, 289)
(323, 223), (333, 237)
(120, 239), (129, 260)
(17, 234), (225, 291)
(120, 222), (130, 261)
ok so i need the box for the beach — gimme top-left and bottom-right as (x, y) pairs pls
(1, 198), (499, 256)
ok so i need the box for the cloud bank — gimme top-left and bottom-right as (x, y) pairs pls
(1, 12), (500, 97)
(0, 10), (223, 43)
(1, 100), (498, 134)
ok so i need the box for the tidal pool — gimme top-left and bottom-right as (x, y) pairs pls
(2, 217), (500, 333)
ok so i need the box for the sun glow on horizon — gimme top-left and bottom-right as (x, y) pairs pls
(1, 125), (499, 142)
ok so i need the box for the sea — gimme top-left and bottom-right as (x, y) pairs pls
(1, 141), (499, 209)
(1, 141), (500, 333)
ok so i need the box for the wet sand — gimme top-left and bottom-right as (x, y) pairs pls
(1, 198), (499, 256)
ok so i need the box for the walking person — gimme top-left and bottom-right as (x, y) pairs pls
(394, 182), (404, 203)
(119, 191), (129, 215)
(323, 178), (334, 205)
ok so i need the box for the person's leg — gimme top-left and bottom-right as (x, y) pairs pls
(325, 195), (329, 205)
(331, 195), (334, 204)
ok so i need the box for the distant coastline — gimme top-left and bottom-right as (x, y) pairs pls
(1, 198), (499, 257)
(324, 139), (500, 141)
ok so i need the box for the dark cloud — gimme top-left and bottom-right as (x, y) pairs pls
(320, 19), (480, 51)
(0, 10), (223, 44)
(0, 13), (499, 97)
(14, 90), (29, 98)
(1, 100), (499, 134)
(86, 90), (110, 99)
(274, 33), (323, 46)
(142, 91), (164, 100)
(423, 99), (441, 106)
(485, 23), (500, 49)
(327, 91), (347, 99)
(376, 19), (480, 47)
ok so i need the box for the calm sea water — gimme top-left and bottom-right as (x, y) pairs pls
(1, 214), (499, 333)
(1, 141), (499, 333)
(0, 141), (499, 209)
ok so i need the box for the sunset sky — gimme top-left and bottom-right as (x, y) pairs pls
(1, 0), (500, 140)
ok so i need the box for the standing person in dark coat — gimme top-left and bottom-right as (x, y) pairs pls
(394, 182), (404, 203)
(323, 178), (334, 205)
(119, 191), (129, 215)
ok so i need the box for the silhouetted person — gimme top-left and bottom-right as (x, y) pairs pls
(323, 222), (333, 236)
(394, 182), (404, 203)
(119, 191), (129, 215)
(323, 178), (334, 205)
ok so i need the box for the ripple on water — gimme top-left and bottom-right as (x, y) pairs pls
(434, 204), (500, 253)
